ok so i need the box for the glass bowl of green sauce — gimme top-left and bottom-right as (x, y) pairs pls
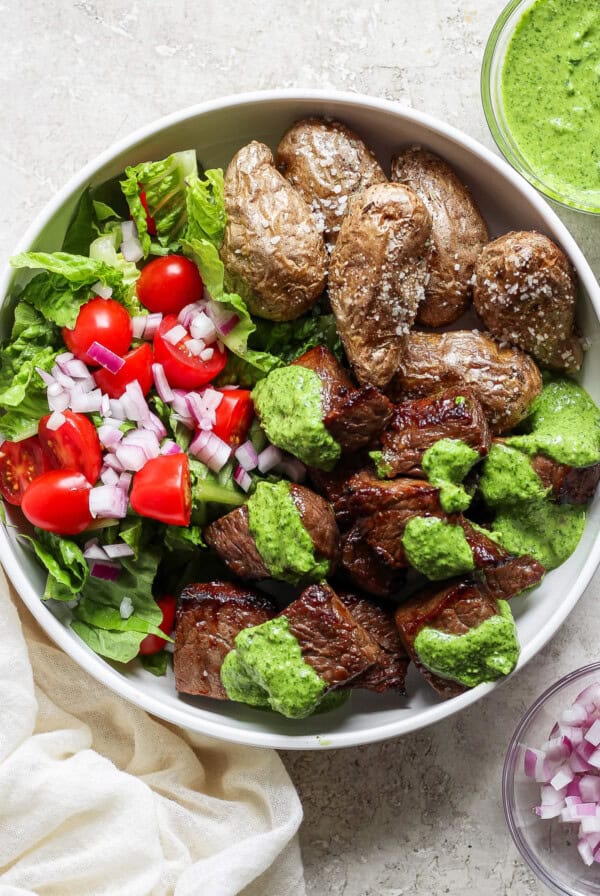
(482, 0), (600, 214)
(504, 664), (600, 895)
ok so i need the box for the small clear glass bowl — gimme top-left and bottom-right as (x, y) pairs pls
(503, 664), (600, 895)
(481, 0), (600, 215)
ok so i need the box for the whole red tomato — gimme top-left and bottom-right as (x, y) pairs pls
(21, 470), (92, 535)
(138, 255), (203, 315)
(38, 411), (102, 484)
(62, 298), (132, 365)
(93, 343), (153, 399)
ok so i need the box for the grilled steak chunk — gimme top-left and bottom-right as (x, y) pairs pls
(395, 579), (499, 699)
(343, 471), (442, 518)
(377, 388), (491, 478)
(482, 554), (545, 600)
(284, 582), (380, 687)
(292, 346), (393, 452)
(340, 524), (407, 597)
(204, 484), (339, 582)
(174, 582), (277, 698)
(530, 454), (600, 505)
(339, 592), (409, 693)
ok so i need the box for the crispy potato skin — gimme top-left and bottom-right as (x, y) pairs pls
(328, 182), (432, 389)
(387, 330), (542, 434)
(276, 118), (387, 247)
(220, 141), (328, 321)
(391, 147), (488, 327)
(474, 230), (582, 372)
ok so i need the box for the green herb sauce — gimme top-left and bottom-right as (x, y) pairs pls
(369, 450), (393, 480)
(226, 616), (327, 719)
(479, 442), (549, 507)
(502, 0), (600, 206)
(414, 599), (519, 688)
(507, 378), (600, 467)
(492, 501), (586, 570)
(251, 366), (341, 470)
(422, 438), (479, 512)
(220, 650), (270, 707)
(247, 480), (330, 585)
(402, 516), (475, 581)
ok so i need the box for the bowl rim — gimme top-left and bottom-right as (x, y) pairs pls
(2, 87), (600, 750)
(502, 662), (600, 894)
(480, 0), (600, 216)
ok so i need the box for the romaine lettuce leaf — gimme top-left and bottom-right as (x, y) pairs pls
(140, 650), (169, 676)
(88, 230), (143, 315)
(185, 168), (226, 247)
(249, 312), (343, 364)
(22, 529), (89, 599)
(120, 150), (197, 256)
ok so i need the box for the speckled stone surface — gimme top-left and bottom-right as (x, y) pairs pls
(1, 2), (599, 894)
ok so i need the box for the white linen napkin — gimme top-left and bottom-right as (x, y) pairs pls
(0, 564), (305, 896)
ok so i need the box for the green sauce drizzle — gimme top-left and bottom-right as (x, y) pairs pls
(252, 366), (341, 471)
(492, 502), (586, 570)
(422, 438), (479, 512)
(414, 599), (520, 688)
(479, 442), (549, 507)
(247, 480), (330, 585)
(402, 516), (475, 581)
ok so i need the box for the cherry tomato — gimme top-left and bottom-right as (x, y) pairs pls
(139, 594), (177, 655)
(38, 411), (102, 484)
(93, 343), (153, 399)
(153, 314), (227, 390)
(139, 188), (157, 236)
(212, 389), (254, 447)
(21, 470), (92, 535)
(62, 298), (132, 366)
(137, 255), (204, 315)
(0, 437), (53, 506)
(130, 454), (191, 526)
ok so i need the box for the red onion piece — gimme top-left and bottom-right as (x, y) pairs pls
(52, 366), (76, 390)
(122, 380), (149, 422)
(109, 398), (126, 420)
(122, 429), (160, 460)
(206, 300), (239, 336)
(89, 485), (128, 519)
(131, 316), (147, 339)
(91, 281), (113, 299)
(102, 453), (125, 472)
(178, 302), (205, 329)
(143, 313), (162, 340)
(46, 411), (66, 431)
(116, 444), (148, 472)
(47, 388), (70, 413)
(141, 412), (167, 440)
(275, 457), (307, 483)
(55, 351), (75, 371)
(233, 464), (252, 493)
(70, 387), (103, 415)
(121, 220), (138, 241)
(200, 347), (214, 361)
(36, 367), (56, 387)
(103, 542), (135, 559)
(163, 324), (187, 345)
(100, 467), (120, 487)
(234, 440), (258, 472)
(87, 341), (125, 374)
(257, 444), (284, 474)
(121, 238), (143, 263)
(83, 543), (109, 561)
(62, 358), (91, 379)
(190, 311), (217, 343)
(160, 439), (183, 455)
(152, 363), (174, 403)
(90, 561), (121, 581)
(189, 429), (232, 472)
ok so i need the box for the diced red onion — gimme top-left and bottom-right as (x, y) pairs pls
(186, 391), (217, 426)
(103, 453), (125, 472)
(152, 363), (174, 403)
(70, 387), (103, 414)
(160, 439), (183, 455)
(535, 804), (563, 820)
(52, 366), (76, 390)
(78, 377), (98, 394)
(190, 311), (217, 343)
(118, 472), (132, 492)
(83, 543), (109, 561)
(121, 238), (143, 263)
(89, 485), (128, 519)
(178, 302), (205, 329)
(206, 300), (239, 336)
(90, 561), (120, 581)
(98, 425), (123, 449)
(163, 324), (187, 345)
(276, 457), (307, 483)
(87, 341), (125, 374)
(561, 705), (589, 727)
(542, 736), (572, 762)
(55, 351), (75, 371)
(580, 776), (600, 802)
(585, 720), (600, 746)
(46, 411), (66, 431)
(109, 398), (126, 420)
(119, 596), (134, 619)
(103, 542), (135, 559)
(143, 313), (162, 340)
(575, 683), (600, 713)
(199, 417), (213, 431)
(578, 839), (595, 867)
(233, 464), (252, 492)
(189, 429), (232, 472)
(132, 315), (147, 339)
(541, 784), (566, 806)
(200, 347), (214, 361)
(186, 338), (205, 357)
(47, 388), (70, 413)
(121, 220), (138, 241)
(100, 467), (120, 486)
(62, 358), (91, 379)
(172, 412), (194, 430)
(257, 444), (284, 474)
(122, 380), (149, 422)
(122, 429), (160, 460)
(203, 388), (223, 411)
(141, 412), (167, 440)
(101, 416), (123, 428)
(235, 440), (258, 472)
(91, 281), (113, 299)
(36, 367), (56, 387)
(560, 724), (584, 744)
(116, 444), (148, 472)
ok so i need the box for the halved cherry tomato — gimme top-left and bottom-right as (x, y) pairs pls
(213, 389), (254, 447)
(62, 298), (132, 366)
(21, 470), (92, 535)
(137, 255), (204, 315)
(0, 437), (53, 506)
(153, 314), (227, 390)
(93, 343), (153, 399)
(130, 454), (191, 526)
(139, 189), (157, 236)
(38, 411), (102, 484)
(139, 594), (177, 655)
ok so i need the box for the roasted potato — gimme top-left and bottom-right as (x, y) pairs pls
(474, 230), (582, 372)
(391, 147), (488, 327)
(328, 182), (432, 389)
(276, 117), (387, 247)
(386, 330), (542, 433)
(220, 141), (328, 321)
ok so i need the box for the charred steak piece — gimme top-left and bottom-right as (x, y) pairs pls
(174, 582), (277, 698)
(338, 592), (409, 694)
(530, 454), (600, 505)
(376, 387), (491, 479)
(481, 554), (545, 601)
(283, 582), (380, 688)
(340, 524), (407, 597)
(292, 346), (393, 452)
(204, 482), (339, 584)
(395, 579), (504, 699)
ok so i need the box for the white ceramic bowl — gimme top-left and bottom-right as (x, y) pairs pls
(2, 90), (600, 750)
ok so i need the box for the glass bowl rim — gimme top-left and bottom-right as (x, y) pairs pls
(503, 662), (600, 895)
(480, 0), (600, 216)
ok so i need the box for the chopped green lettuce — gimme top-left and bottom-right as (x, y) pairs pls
(22, 529), (89, 599)
(249, 312), (343, 364)
(140, 651), (170, 676)
(120, 150), (197, 256)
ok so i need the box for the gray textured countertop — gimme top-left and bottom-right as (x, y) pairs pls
(2, 2), (599, 893)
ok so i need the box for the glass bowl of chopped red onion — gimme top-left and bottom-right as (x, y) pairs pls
(504, 664), (600, 895)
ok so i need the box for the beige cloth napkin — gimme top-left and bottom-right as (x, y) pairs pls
(0, 564), (305, 896)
